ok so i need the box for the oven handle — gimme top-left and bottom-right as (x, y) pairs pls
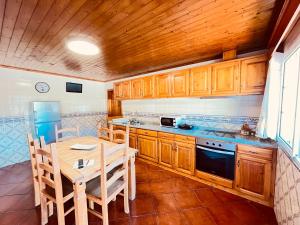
(196, 146), (235, 155)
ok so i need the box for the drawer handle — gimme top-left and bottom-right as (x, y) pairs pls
(249, 151), (257, 154)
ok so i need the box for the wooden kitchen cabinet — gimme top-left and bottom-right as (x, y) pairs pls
(241, 55), (267, 94)
(129, 133), (138, 149)
(211, 61), (240, 95)
(137, 135), (158, 162)
(113, 81), (131, 99)
(235, 145), (273, 201)
(131, 78), (143, 99)
(155, 74), (171, 98)
(170, 70), (189, 97)
(175, 141), (195, 175)
(143, 76), (155, 98)
(158, 138), (174, 168)
(189, 66), (212, 96)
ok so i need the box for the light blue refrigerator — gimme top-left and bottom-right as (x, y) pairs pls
(33, 101), (61, 144)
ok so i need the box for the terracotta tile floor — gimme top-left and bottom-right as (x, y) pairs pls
(0, 159), (278, 225)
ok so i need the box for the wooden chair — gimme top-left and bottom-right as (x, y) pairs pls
(55, 124), (79, 142)
(98, 124), (113, 141)
(86, 142), (130, 225)
(112, 125), (129, 144)
(34, 137), (74, 225)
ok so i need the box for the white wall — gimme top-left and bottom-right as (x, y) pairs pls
(122, 95), (263, 117)
(0, 67), (107, 116)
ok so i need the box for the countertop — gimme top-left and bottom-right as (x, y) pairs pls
(111, 122), (278, 149)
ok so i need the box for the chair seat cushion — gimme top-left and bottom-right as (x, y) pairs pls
(86, 177), (125, 197)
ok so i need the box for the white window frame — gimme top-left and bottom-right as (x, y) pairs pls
(277, 44), (300, 163)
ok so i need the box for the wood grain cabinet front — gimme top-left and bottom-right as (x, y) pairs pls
(137, 135), (158, 162)
(131, 78), (143, 99)
(114, 82), (123, 99)
(158, 139), (175, 168)
(170, 70), (189, 97)
(129, 133), (138, 149)
(174, 142), (195, 175)
(189, 66), (212, 96)
(113, 81), (131, 99)
(155, 74), (171, 98)
(143, 76), (155, 98)
(211, 61), (240, 96)
(235, 145), (273, 201)
(240, 55), (267, 94)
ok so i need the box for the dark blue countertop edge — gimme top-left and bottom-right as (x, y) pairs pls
(111, 122), (278, 149)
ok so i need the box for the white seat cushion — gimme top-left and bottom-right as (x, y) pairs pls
(86, 177), (125, 197)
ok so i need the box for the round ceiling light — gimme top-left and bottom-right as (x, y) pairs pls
(67, 40), (100, 55)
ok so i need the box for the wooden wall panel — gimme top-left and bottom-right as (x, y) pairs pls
(0, 0), (280, 81)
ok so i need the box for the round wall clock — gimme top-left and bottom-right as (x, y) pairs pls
(35, 82), (50, 93)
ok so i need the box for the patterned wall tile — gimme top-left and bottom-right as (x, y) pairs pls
(274, 149), (300, 225)
(0, 112), (107, 168)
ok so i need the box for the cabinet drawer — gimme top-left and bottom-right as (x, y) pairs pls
(158, 132), (175, 140)
(137, 129), (158, 137)
(113, 125), (126, 130)
(130, 128), (137, 133)
(237, 145), (273, 160)
(175, 135), (195, 143)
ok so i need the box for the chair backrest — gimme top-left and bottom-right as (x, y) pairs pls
(27, 133), (38, 178)
(99, 142), (129, 201)
(112, 125), (129, 144)
(34, 137), (64, 204)
(55, 124), (79, 142)
(98, 124), (113, 141)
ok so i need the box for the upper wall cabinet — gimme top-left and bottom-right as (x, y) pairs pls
(241, 55), (267, 94)
(114, 81), (131, 99)
(143, 76), (155, 98)
(189, 66), (211, 96)
(155, 74), (172, 98)
(131, 78), (143, 99)
(211, 61), (240, 96)
(113, 54), (267, 100)
(170, 70), (189, 97)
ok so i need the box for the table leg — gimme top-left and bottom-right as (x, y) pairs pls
(129, 155), (136, 200)
(73, 181), (88, 225)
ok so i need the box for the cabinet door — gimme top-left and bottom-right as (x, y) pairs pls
(129, 133), (137, 149)
(212, 61), (240, 95)
(189, 66), (211, 96)
(114, 82), (123, 99)
(155, 74), (171, 98)
(241, 55), (267, 94)
(122, 81), (131, 99)
(131, 79), (143, 99)
(143, 76), (155, 98)
(235, 154), (272, 200)
(171, 70), (189, 97)
(175, 142), (195, 175)
(138, 135), (158, 162)
(158, 139), (174, 168)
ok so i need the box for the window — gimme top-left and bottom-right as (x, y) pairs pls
(278, 47), (300, 157)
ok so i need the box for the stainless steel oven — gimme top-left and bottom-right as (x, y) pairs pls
(196, 138), (236, 180)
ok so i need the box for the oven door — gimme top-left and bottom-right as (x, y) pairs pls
(196, 145), (235, 180)
(160, 117), (174, 127)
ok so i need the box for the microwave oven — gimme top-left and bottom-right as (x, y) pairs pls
(160, 116), (182, 128)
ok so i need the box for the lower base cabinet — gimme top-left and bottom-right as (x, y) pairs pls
(235, 152), (272, 201)
(129, 133), (137, 149)
(158, 139), (174, 168)
(137, 135), (158, 162)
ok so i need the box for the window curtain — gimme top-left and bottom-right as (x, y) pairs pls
(256, 52), (284, 139)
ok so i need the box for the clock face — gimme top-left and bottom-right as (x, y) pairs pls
(35, 82), (50, 93)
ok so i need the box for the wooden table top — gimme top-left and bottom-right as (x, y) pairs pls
(56, 136), (138, 183)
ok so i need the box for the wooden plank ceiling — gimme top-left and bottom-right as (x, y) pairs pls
(0, 0), (279, 81)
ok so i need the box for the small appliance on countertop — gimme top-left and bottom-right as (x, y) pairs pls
(160, 116), (182, 128)
(178, 124), (193, 130)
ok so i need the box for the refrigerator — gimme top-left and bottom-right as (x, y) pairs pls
(33, 101), (61, 144)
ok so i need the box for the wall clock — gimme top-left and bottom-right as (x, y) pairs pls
(35, 82), (50, 93)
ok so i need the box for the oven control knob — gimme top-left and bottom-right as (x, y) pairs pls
(206, 142), (209, 145)
(212, 143), (215, 146)
(219, 144), (222, 147)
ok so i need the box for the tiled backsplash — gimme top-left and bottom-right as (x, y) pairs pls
(0, 112), (107, 168)
(123, 111), (259, 131)
(274, 149), (300, 225)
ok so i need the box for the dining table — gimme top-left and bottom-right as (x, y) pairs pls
(56, 136), (138, 225)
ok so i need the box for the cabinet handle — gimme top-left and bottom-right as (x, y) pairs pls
(237, 160), (240, 167)
(249, 151), (257, 154)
